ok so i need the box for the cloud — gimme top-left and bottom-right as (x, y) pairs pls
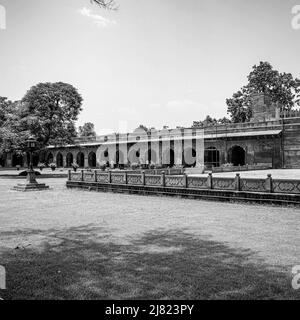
(78, 7), (117, 28)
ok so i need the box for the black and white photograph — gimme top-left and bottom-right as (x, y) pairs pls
(0, 0), (300, 306)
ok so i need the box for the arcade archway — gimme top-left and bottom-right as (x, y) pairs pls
(0, 154), (6, 167)
(148, 149), (157, 164)
(66, 153), (74, 167)
(47, 153), (54, 165)
(205, 147), (220, 168)
(56, 153), (64, 167)
(163, 149), (175, 168)
(228, 146), (245, 166)
(88, 152), (97, 168)
(77, 152), (85, 168)
(183, 148), (197, 167)
(12, 154), (24, 167)
(116, 150), (125, 167)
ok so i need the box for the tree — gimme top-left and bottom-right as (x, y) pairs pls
(192, 115), (231, 128)
(0, 98), (29, 154)
(226, 61), (300, 123)
(91, 0), (118, 10)
(0, 97), (14, 126)
(226, 89), (252, 123)
(79, 122), (97, 137)
(21, 82), (83, 148)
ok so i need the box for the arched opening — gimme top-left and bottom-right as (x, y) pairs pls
(32, 153), (40, 167)
(39, 151), (46, 164)
(88, 152), (97, 168)
(128, 148), (140, 165)
(116, 150), (125, 168)
(77, 152), (85, 168)
(148, 149), (157, 164)
(183, 148), (197, 167)
(66, 153), (74, 167)
(163, 149), (175, 168)
(0, 153), (7, 167)
(98, 148), (110, 167)
(12, 154), (24, 167)
(228, 146), (245, 166)
(56, 153), (63, 167)
(205, 147), (220, 168)
(47, 153), (54, 165)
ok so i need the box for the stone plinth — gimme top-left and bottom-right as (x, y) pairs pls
(13, 183), (50, 192)
(13, 169), (50, 192)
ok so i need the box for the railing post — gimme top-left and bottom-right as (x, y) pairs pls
(68, 169), (71, 181)
(141, 171), (146, 185)
(124, 172), (127, 184)
(183, 173), (188, 188)
(266, 174), (273, 193)
(108, 171), (112, 184)
(161, 171), (166, 187)
(81, 170), (84, 182)
(235, 173), (241, 191)
(207, 173), (213, 189)
(94, 170), (97, 182)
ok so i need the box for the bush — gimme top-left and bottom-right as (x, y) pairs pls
(149, 163), (156, 170)
(72, 162), (79, 172)
(49, 163), (57, 171)
(38, 162), (46, 171)
(19, 170), (41, 177)
(222, 163), (234, 168)
(130, 163), (140, 170)
(99, 161), (107, 171)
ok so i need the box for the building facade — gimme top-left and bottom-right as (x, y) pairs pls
(2, 93), (300, 169)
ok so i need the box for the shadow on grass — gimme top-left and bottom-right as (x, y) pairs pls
(0, 226), (298, 300)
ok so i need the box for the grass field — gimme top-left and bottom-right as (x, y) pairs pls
(0, 177), (299, 300)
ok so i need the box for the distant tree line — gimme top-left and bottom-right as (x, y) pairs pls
(0, 82), (87, 155)
(192, 61), (300, 126)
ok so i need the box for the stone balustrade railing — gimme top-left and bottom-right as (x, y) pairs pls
(68, 170), (300, 195)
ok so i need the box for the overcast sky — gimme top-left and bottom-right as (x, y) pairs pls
(1, 0), (300, 134)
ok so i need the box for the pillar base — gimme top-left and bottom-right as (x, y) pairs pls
(13, 183), (50, 192)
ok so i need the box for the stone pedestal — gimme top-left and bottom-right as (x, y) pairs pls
(13, 170), (50, 192)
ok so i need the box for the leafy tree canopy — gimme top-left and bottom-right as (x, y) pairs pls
(91, 0), (118, 10)
(21, 82), (83, 147)
(79, 122), (97, 138)
(226, 61), (300, 123)
(192, 115), (231, 128)
(0, 83), (82, 154)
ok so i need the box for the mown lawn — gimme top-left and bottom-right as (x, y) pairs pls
(0, 178), (299, 300)
(0, 226), (299, 300)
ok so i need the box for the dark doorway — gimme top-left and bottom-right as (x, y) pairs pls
(205, 147), (220, 168)
(77, 152), (85, 168)
(66, 153), (73, 167)
(33, 153), (39, 167)
(116, 150), (125, 168)
(0, 154), (6, 167)
(184, 148), (197, 167)
(56, 153), (64, 167)
(12, 154), (24, 167)
(47, 153), (54, 165)
(229, 146), (245, 166)
(163, 149), (175, 167)
(88, 152), (97, 168)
